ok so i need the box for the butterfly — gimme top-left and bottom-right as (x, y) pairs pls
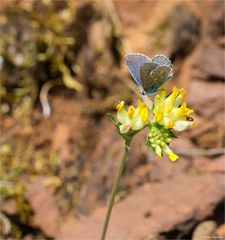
(125, 53), (173, 96)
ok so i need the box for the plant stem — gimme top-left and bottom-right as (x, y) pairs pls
(101, 138), (132, 240)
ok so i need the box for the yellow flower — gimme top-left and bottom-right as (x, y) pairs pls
(116, 99), (149, 134)
(147, 124), (179, 161)
(152, 87), (194, 131)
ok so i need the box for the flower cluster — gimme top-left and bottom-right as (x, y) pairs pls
(116, 99), (149, 134)
(110, 87), (194, 161)
(152, 87), (194, 131)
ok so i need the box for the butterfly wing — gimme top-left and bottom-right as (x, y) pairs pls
(125, 53), (151, 85)
(151, 55), (172, 67)
(140, 62), (158, 90)
(144, 66), (172, 95)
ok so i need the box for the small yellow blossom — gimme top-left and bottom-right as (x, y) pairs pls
(116, 99), (149, 134)
(152, 87), (194, 131)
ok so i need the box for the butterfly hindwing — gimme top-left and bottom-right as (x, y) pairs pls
(151, 55), (172, 68)
(125, 53), (151, 85)
(144, 66), (171, 94)
(140, 62), (158, 90)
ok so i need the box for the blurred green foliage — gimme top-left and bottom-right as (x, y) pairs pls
(0, 141), (62, 238)
(0, 0), (81, 114)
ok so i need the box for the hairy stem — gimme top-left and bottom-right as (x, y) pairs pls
(101, 138), (132, 240)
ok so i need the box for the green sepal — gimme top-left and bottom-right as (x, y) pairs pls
(150, 122), (164, 129)
(149, 145), (155, 155)
(167, 129), (177, 138)
(108, 113), (118, 128)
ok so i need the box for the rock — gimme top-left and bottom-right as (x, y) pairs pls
(75, 120), (151, 214)
(215, 223), (225, 239)
(189, 119), (224, 149)
(190, 121), (216, 139)
(52, 123), (71, 161)
(204, 0), (224, 39)
(75, 119), (123, 214)
(192, 220), (217, 240)
(191, 1), (225, 81)
(150, 155), (190, 182)
(57, 173), (225, 239)
(1, 199), (17, 215)
(214, 111), (225, 128)
(194, 40), (225, 80)
(171, 138), (196, 153)
(200, 155), (225, 174)
(193, 156), (211, 172)
(193, 126), (224, 149)
(26, 180), (61, 237)
(187, 80), (225, 109)
(167, 4), (200, 60)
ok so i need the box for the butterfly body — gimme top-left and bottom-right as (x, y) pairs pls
(125, 53), (173, 96)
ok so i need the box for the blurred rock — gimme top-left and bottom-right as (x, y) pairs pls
(215, 223), (225, 239)
(187, 80), (224, 109)
(1, 199), (17, 215)
(214, 111), (225, 128)
(57, 174), (225, 239)
(204, 0), (224, 39)
(193, 156), (211, 172)
(76, 119), (150, 214)
(194, 40), (225, 80)
(190, 120), (224, 149)
(26, 180), (60, 237)
(192, 220), (217, 240)
(52, 123), (71, 161)
(193, 126), (224, 149)
(150, 155), (190, 182)
(172, 137), (196, 153)
(194, 155), (225, 173)
(168, 4), (200, 61)
(75, 2), (132, 116)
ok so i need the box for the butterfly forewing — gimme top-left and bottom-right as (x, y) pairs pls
(140, 62), (158, 90)
(144, 66), (171, 93)
(125, 53), (151, 85)
(151, 55), (172, 67)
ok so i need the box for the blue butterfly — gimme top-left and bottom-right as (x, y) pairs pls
(125, 53), (173, 96)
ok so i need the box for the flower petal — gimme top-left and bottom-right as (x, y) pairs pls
(163, 145), (179, 161)
(173, 120), (194, 131)
(155, 145), (163, 157)
(119, 123), (131, 134)
(116, 101), (124, 112)
(117, 107), (129, 124)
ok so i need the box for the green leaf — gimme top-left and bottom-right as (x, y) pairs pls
(107, 113), (117, 125)
(107, 113), (121, 135)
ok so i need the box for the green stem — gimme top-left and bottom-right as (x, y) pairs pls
(101, 138), (132, 240)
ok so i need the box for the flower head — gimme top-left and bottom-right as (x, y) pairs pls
(116, 99), (149, 134)
(152, 87), (194, 131)
(147, 123), (178, 161)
